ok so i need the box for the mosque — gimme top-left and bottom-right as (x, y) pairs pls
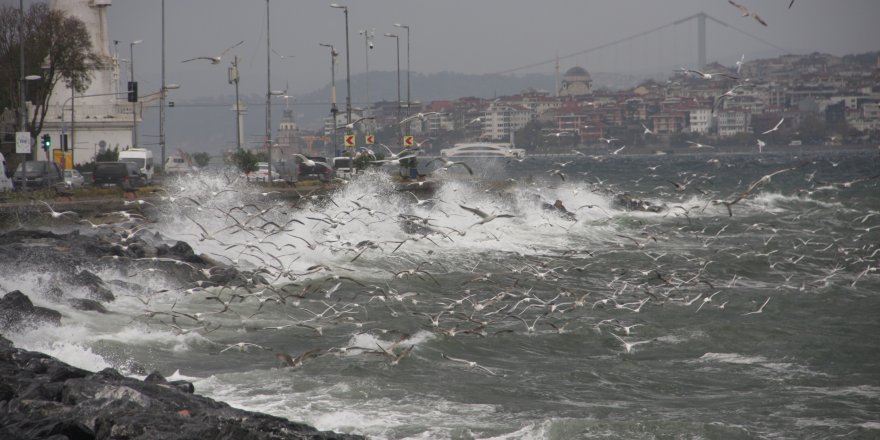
(558, 66), (593, 98)
(41, 0), (135, 166)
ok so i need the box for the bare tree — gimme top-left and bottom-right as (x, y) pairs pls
(0, 3), (98, 141)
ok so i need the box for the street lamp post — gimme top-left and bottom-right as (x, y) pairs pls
(358, 29), (374, 114)
(160, 0), (167, 173)
(228, 56), (243, 150)
(129, 39), (142, 149)
(265, 0), (273, 182)
(384, 33), (401, 146)
(320, 43), (339, 157)
(394, 23), (410, 135)
(330, 4), (352, 129)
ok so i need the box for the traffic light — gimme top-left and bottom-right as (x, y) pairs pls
(41, 134), (51, 151)
(127, 81), (138, 102)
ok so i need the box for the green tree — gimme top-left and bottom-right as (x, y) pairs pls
(0, 3), (99, 141)
(229, 149), (258, 175)
(192, 152), (210, 168)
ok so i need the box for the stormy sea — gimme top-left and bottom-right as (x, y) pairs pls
(2, 148), (879, 439)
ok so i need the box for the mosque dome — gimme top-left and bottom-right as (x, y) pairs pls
(564, 66), (591, 79)
(560, 66), (593, 98)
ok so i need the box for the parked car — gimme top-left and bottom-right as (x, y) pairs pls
(63, 169), (85, 188)
(242, 162), (282, 183)
(297, 156), (333, 181)
(92, 161), (145, 188)
(332, 156), (354, 178)
(12, 161), (64, 190)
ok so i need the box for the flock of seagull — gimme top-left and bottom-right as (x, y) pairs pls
(22, 145), (879, 378)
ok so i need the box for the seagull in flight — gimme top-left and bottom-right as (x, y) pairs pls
(712, 166), (795, 216)
(35, 200), (78, 219)
(742, 297), (771, 316)
(686, 141), (715, 149)
(335, 116), (375, 131)
(399, 112), (447, 124)
(459, 204), (515, 226)
(641, 123), (654, 135)
(762, 117), (785, 135)
(182, 40), (244, 64)
(441, 353), (497, 375)
(611, 145), (626, 155)
(728, 1), (768, 26)
(686, 69), (739, 81)
(426, 158), (474, 175)
(292, 153), (329, 169)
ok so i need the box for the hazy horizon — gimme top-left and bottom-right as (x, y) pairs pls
(12, 0), (875, 101)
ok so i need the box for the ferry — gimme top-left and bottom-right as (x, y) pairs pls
(439, 142), (525, 159)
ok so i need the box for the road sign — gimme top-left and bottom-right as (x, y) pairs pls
(365, 134), (375, 145)
(344, 134), (355, 147)
(403, 136), (414, 147)
(15, 132), (31, 154)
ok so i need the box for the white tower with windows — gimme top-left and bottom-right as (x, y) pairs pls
(42, 0), (135, 165)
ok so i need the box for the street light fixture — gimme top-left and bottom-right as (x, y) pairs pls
(358, 29), (374, 115)
(160, 0), (168, 173)
(330, 3), (353, 133)
(394, 23), (411, 134)
(320, 43), (339, 157)
(129, 39), (142, 149)
(384, 32), (401, 146)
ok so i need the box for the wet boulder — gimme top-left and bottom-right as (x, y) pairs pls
(614, 192), (666, 213)
(0, 290), (62, 331)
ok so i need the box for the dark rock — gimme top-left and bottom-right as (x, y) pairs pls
(0, 291), (62, 330)
(614, 192), (667, 213)
(66, 298), (109, 314)
(70, 270), (115, 303)
(167, 380), (195, 394)
(0, 335), (362, 440)
(144, 370), (167, 384)
(90, 368), (125, 382)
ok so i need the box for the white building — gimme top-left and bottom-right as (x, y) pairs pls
(716, 110), (751, 137)
(481, 103), (534, 141)
(41, 0), (137, 165)
(688, 108), (712, 134)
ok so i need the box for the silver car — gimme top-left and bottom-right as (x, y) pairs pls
(63, 169), (85, 188)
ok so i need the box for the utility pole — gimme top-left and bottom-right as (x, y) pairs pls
(160, 0), (167, 172)
(265, 0), (273, 182)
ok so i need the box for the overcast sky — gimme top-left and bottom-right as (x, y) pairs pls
(16, 0), (880, 100)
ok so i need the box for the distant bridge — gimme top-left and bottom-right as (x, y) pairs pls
(495, 11), (788, 75)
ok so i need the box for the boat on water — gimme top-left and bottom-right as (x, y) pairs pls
(440, 142), (525, 159)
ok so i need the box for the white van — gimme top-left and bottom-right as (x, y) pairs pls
(0, 152), (14, 192)
(118, 148), (154, 184)
(164, 154), (193, 174)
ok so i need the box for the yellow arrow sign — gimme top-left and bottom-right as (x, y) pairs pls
(344, 134), (355, 147)
(403, 136), (414, 147)
(365, 134), (375, 145)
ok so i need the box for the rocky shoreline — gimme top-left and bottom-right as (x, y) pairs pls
(0, 330), (360, 439)
(0, 228), (363, 440)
